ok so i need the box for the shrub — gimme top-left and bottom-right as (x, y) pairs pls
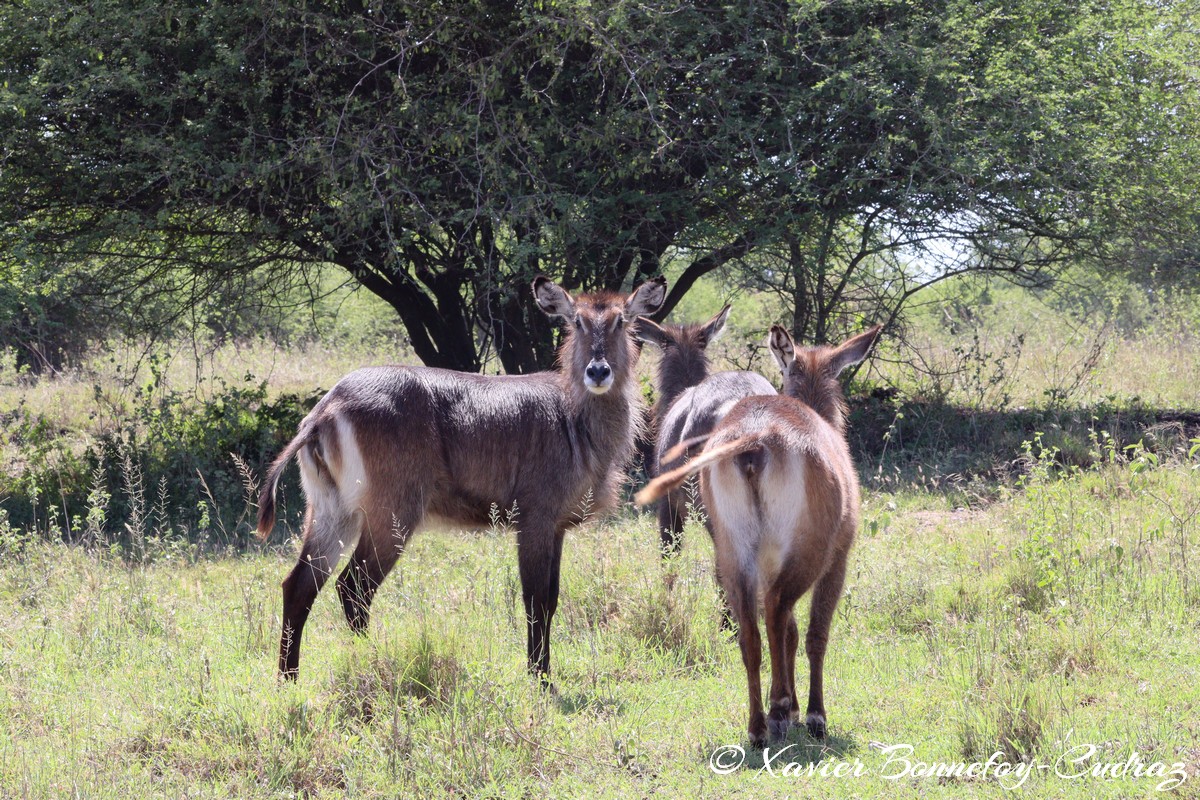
(0, 378), (316, 554)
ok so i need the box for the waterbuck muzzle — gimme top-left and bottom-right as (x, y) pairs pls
(584, 358), (614, 394)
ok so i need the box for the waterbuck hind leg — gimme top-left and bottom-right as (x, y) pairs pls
(761, 549), (825, 740)
(335, 538), (403, 635)
(335, 509), (416, 634)
(279, 506), (361, 680)
(804, 547), (850, 740)
(708, 532), (736, 632)
(335, 558), (374, 635)
(518, 525), (566, 684)
(785, 612), (801, 724)
(720, 562), (767, 747)
(280, 562), (324, 679)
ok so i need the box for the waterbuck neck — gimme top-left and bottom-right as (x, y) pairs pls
(785, 352), (849, 434)
(652, 324), (713, 413)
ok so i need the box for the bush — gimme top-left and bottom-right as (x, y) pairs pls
(0, 267), (107, 375)
(0, 378), (316, 554)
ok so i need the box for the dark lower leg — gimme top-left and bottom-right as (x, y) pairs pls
(764, 589), (795, 740)
(738, 616), (765, 746)
(519, 529), (563, 681)
(805, 554), (848, 739)
(335, 560), (373, 634)
(279, 561), (326, 679)
(658, 492), (686, 555)
(710, 545), (735, 632)
(804, 634), (827, 738)
(335, 531), (405, 634)
(724, 573), (765, 746)
(785, 614), (800, 722)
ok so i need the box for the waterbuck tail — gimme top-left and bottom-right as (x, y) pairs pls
(660, 433), (712, 466)
(256, 425), (316, 539)
(636, 434), (763, 507)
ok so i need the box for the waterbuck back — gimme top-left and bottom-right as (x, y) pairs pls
(258, 275), (668, 680)
(638, 307), (776, 553)
(636, 324), (881, 745)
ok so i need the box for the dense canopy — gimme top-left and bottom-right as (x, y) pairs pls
(2, 0), (1196, 371)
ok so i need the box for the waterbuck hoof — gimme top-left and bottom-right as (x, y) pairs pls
(768, 716), (791, 742)
(537, 674), (559, 697)
(805, 712), (827, 740)
(768, 699), (793, 741)
(749, 720), (769, 749)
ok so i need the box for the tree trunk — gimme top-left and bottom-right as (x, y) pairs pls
(486, 283), (558, 375)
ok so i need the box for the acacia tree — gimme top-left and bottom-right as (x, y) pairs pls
(0, 0), (754, 372)
(688, 0), (1200, 344)
(1, 0), (1194, 372)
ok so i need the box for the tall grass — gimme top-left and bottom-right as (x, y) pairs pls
(1, 435), (1197, 797)
(868, 273), (1200, 411)
(1, 276), (1198, 797)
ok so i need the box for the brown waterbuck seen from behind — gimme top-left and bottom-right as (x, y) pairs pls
(637, 307), (776, 554)
(636, 323), (881, 746)
(258, 275), (668, 681)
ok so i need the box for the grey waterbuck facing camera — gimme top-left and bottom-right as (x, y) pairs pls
(259, 275), (667, 681)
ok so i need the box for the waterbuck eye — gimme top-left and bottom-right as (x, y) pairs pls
(574, 316), (583, 329)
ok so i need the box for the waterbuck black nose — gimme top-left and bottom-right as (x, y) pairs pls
(585, 360), (612, 384)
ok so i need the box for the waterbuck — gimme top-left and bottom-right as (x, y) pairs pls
(636, 323), (881, 745)
(637, 306), (776, 554)
(257, 275), (668, 681)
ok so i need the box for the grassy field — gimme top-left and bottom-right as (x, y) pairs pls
(1, 452), (1197, 798)
(2, 276), (1199, 798)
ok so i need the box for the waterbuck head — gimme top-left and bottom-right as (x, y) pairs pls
(533, 275), (668, 397)
(636, 304), (731, 410)
(768, 325), (883, 432)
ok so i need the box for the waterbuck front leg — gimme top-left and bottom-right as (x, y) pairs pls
(517, 523), (566, 683)
(657, 488), (687, 555)
(803, 544), (850, 740)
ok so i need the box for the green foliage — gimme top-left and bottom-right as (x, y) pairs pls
(0, 262), (101, 374)
(877, 267), (1200, 411)
(0, 373), (313, 552)
(3, 0), (1195, 372)
(1010, 433), (1078, 607)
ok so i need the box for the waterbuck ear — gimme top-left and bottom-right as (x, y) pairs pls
(700, 304), (732, 345)
(768, 325), (795, 372)
(633, 317), (671, 347)
(623, 275), (668, 320)
(829, 324), (883, 375)
(532, 276), (576, 321)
